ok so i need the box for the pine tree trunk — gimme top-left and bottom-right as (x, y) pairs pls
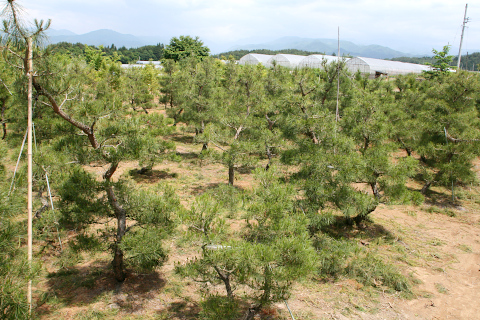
(421, 180), (433, 194)
(244, 306), (261, 320)
(105, 167), (127, 282)
(1, 98), (6, 140)
(214, 266), (233, 298)
(228, 165), (235, 185)
(370, 182), (381, 199)
(113, 244), (125, 282)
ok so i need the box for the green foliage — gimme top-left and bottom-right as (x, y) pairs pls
(48, 42), (164, 64)
(345, 252), (411, 293)
(57, 166), (105, 227)
(397, 71), (480, 192)
(199, 295), (241, 320)
(121, 228), (168, 271)
(424, 45), (455, 77)
(163, 36), (210, 62)
(0, 141), (29, 319)
(178, 168), (316, 318)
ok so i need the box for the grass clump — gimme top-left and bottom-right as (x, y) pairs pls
(314, 233), (412, 294)
(199, 295), (241, 320)
(423, 206), (456, 217)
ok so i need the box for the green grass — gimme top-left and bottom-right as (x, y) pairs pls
(423, 206), (456, 217)
(314, 233), (412, 294)
(435, 282), (449, 294)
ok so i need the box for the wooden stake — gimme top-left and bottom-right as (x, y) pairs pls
(27, 36), (33, 316)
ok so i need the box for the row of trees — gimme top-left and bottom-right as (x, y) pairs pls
(47, 42), (165, 64)
(392, 51), (480, 71)
(46, 35), (210, 64)
(163, 52), (480, 215)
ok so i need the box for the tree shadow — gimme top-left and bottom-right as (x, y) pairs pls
(422, 188), (458, 209)
(129, 169), (178, 183)
(236, 165), (256, 174)
(175, 151), (199, 160)
(37, 262), (167, 317)
(162, 301), (201, 319)
(190, 182), (221, 195)
(169, 134), (194, 144)
(321, 215), (396, 242)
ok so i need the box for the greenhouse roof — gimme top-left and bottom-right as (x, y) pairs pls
(238, 53), (273, 66)
(299, 54), (349, 68)
(267, 54), (306, 68)
(346, 57), (431, 75)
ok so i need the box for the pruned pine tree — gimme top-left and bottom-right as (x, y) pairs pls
(124, 64), (158, 114)
(280, 59), (348, 146)
(174, 56), (222, 150)
(205, 63), (267, 185)
(159, 58), (180, 109)
(295, 75), (419, 226)
(177, 167), (315, 319)
(259, 64), (291, 170)
(339, 77), (418, 222)
(413, 71), (480, 194)
(241, 167), (316, 319)
(391, 74), (426, 156)
(176, 193), (237, 298)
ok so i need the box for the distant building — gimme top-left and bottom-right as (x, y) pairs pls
(237, 53), (432, 76)
(238, 53), (273, 66)
(266, 54), (306, 68)
(299, 54), (350, 68)
(346, 57), (431, 77)
(121, 61), (162, 69)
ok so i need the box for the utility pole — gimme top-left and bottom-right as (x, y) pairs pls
(457, 4), (469, 69)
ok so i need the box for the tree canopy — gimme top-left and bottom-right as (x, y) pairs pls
(163, 35), (210, 62)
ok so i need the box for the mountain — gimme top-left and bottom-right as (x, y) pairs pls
(43, 30), (421, 59)
(47, 29), (153, 48)
(228, 36), (407, 59)
(46, 29), (77, 37)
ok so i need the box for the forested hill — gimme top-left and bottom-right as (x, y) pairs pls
(47, 42), (165, 64)
(391, 52), (480, 71)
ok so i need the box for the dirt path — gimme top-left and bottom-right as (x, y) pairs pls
(376, 207), (480, 320)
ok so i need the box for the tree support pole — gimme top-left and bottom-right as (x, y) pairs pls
(27, 36), (33, 315)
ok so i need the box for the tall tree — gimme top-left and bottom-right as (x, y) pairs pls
(163, 35), (209, 62)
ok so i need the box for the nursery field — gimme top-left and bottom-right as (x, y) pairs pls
(2, 2), (480, 318)
(26, 126), (480, 320)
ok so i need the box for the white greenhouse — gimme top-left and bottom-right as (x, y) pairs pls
(299, 54), (349, 68)
(267, 54), (306, 68)
(238, 53), (273, 66)
(346, 57), (431, 77)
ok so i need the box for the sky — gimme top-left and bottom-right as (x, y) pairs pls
(9, 0), (480, 55)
